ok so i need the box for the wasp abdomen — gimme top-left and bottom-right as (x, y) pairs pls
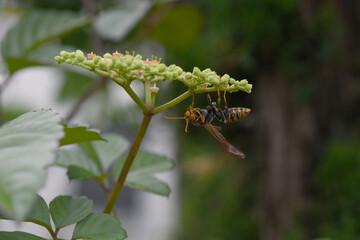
(220, 107), (251, 123)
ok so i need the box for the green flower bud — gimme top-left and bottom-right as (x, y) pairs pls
(119, 61), (128, 69)
(103, 53), (112, 59)
(124, 56), (133, 66)
(70, 52), (76, 58)
(54, 56), (63, 64)
(104, 59), (113, 70)
(239, 79), (248, 87)
(75, 50), (85, 62)
(134, 54), (142, 60)
(132, 59), (143, 69)
(99, 60), (106, 69)
(208, 76), (218, 84)
(86, 60), (95, 68)
(185, 72), (193, 80)
(167, 64), (178, 72)
(176, 68), (183, 76)
(221, 74), (230, 83)
(65, 59), (72, 64)
(151, 68), (159, 75)
(164, 72), (173, 79)
(200, 71), (208, 79)
(245, 84), (252, 93)
(192, 67), (201, 76)
(157, 64), (167, 72)
(144, 64), (150, 71)
(60, 51), (71, 59)
(93, 56), (101, 64)
(229, 78), (236, 84)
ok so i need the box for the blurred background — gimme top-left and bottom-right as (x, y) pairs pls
(0, 0), (359, 240)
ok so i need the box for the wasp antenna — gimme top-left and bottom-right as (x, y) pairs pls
(164, 116), (185, 120)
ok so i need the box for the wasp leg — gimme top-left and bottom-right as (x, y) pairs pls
(191, 93), (195, 109)
(185, 119), (189, 133)
(207, 93), (212, 106)
(223, 81), (229, 110)
(217, 83), (221, 106)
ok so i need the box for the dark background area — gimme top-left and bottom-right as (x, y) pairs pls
(1, 0), (359, 239)
(156, 1), (360, 239)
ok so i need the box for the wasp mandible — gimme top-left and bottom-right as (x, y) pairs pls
(164, 87), (250, 158)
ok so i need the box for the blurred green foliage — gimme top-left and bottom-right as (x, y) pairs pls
(177, 136), (259, 240)
(315, 139), (360, 239)
(160, 0), (360, 239)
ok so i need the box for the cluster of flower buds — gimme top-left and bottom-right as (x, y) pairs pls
(55, 50), (252, 93)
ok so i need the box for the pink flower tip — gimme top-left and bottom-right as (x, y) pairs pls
(113, 51), (121, 57)
(150, 86), (160, 93)
(143, 59), (160, 65)
(87, 52), (96, 58)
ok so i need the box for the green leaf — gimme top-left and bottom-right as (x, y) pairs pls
(66, 166), (109, 182)
(0, 110), (63, 220)
(72, 214), (127, 240)
(2, 10), (90, 72)
(49, 195), (93, 230)
(126, 175), (171, 197)
(94, 1), (152, 41)
(0, 231), (45, 240)
(113, 151), (175, 196)
(78, 142), (102, 170)
(91, 134), (130, 172)
(56, 149), (101, 180)
(26, 195), (52, 233)
(79, 134), (130, 172)
(60, 124), (103, 146)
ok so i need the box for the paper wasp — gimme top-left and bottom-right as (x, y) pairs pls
(164, 88), (251, 158)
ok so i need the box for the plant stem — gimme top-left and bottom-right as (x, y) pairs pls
(123, 84), (149, 114)
(103, 114), (152, 214)
(152, 90), (192, 114)
(144, 79), (151, 107)
(152, 87), (230, 114)
(93, 67), (149, 114)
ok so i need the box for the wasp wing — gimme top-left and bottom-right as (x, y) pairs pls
(204, 124), (245, 159)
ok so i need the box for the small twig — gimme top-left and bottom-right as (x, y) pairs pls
(66, 76), (108, 121)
